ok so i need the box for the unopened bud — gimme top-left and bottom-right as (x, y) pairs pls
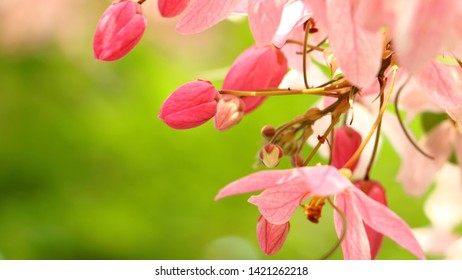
(93, 0), (147, 61)
(158, 80), (219, 129)
(261, 125), (276, 138)
(158, 0), (189, 17)
(291, 154), (304, 167)
(259, 144), (283, 168)
(213, 95), (245, 131)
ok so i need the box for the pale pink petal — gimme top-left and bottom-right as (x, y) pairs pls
(393, 0), (459, 73)
(413, 227), (459, 256)
(395, 121), (455, 196)
(248, 0), (286, 47)
(334, 191), (371, 260)
(158, 0), (189, 17)
(272, 1), (312, 47)
(326, 0), (382, 87)
(176, 0), (244, 34)
(256, 216), (290, 255)
(304, 0), (328, 33)
(351, 187), (426, 259)
(398, 77), (443, 123)
(355, 0), (395, 32)
(425, 164), (462, 230)
(415, 61), (462, 110)
(215, 168), (304, 200)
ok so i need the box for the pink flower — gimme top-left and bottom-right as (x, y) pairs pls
(158, 0), (190, 17)
(223, 45), (288, 114)
(216, 166), (424, 259)
(93, 0), (147, 61)
(158, 80), (219, 129)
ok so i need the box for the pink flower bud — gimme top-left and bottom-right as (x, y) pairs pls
(223, 45), (288, 114)
(158, 0), (190, 17)
(332, 126), (362, 172)
(354, 180), (388, 259)
(259, 144), (283, 168)
(256, 215), (290, 256)
(213, 95), (245, 131)
(159, 80), (219, 129)
(93, 0), (147, 61)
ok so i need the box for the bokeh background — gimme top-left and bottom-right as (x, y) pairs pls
(0, 0), (431, 259)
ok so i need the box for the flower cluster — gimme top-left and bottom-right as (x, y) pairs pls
(94, 0), (462, 259)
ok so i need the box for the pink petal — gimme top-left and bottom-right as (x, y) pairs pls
(304, 0), (328, 33)
(326, 0), (382, 87)
(272, 0), (312, 48)
(354, 180), (388, 259)
(248, 0), (286, 47)
(176, 0), (244, 34)
(248, 166), (352, 224)
(350, 187), (426, 259)
(332, 126), (362, 172)
(215, 168), (304, 200)
(415, 61), (462, 110)
(248, 178), (311, 224)
(334, 191), (371, 260)
(355, 0), (395, 32)
(158, 80), (219, 129)
(393, 0), (459, 73)
(256, 216), (290, 255)
(395, 121), (455, 196)
(158, 0), (190, 17)
(93, 1), (146, 61)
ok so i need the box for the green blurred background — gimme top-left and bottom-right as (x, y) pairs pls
(0, 1), (430, 259)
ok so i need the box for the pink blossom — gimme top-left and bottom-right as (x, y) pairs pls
(213, 95), (245, 131)
(223, 45), (288, 114)
(176, 0), (305, 47)
(215, 166), (424, 259)
(256, 215), (289, 256)
(158, 80), (219, 129)
(93, 0), (147, 61)
(158, 0), (190, 17)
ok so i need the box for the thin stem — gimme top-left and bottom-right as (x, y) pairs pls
(343, 66), (399, 170)
(394, 78), (434, 159)
(137, 0), (146, 4)
(364, 78), (385, 180)
(303, 115), (339, 166)
(303, 25), (311, 89)
(220, 88), (342, 97)
(320, 198), (347, 260)
(285, 40), (325, 52)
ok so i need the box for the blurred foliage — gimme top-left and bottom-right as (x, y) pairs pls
(0, 11), (431, 260)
